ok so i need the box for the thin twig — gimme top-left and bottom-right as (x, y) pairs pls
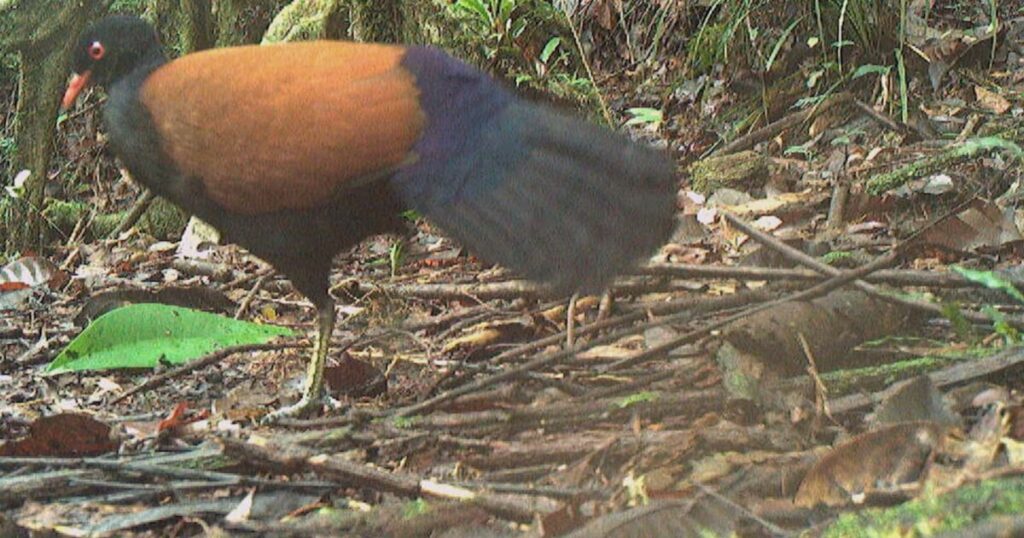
(603, 249), (901, 371)
(234, 274), (269, 319)
(722, 212), (1024, 329)
(566, 292), (579, 348)
(853, 98), (907, 134)
(638, 262), (1020, 289)
(110, 189), (156, 238)
(393, 290), (775, 417)
(798, 332), (833, 425)
(560, 7), (615, 127)
(715, 92), (853, 155)
(110, 341), (301, 405)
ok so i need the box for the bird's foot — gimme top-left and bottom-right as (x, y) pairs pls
(261, 394), (344, 424)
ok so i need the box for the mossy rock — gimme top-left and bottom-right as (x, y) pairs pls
(42, 197), (186, 241)
(139, 198), (188, 239)
(42, 199), (91, 237)
(688, 150), (769, 195)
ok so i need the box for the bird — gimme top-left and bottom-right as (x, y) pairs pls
(62, 15), (677, 421)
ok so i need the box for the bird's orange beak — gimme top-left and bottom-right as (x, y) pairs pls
(61, 71), (92, 111)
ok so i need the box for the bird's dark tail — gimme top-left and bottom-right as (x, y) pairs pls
(393, 47), (676, 295)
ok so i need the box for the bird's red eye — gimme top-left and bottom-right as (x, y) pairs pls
(88, 41), (105, 60)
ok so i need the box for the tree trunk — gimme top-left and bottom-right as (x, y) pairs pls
(349, 0), (403, 43)
(0, 0), (109, 252)
(262, 0), (348, 44)
(146, 0), (214, 53)
(215, 0), (291, 47)
(180, 0), (214, 51)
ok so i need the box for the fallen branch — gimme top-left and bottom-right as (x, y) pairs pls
(639, 262), (1024, 289)
(109, 189), (155, 238)
(603, 250), (901, 372)
(412, 388), (723, 434)
(828, 345), (1024, 415)
(714, 92), (853, 155)
(344, 277), (684, 301)
(392, 289), (775, 418)
(722, 212), (1024, 329)
(219, 437), (554, 523)
(110, 341), (302, 405)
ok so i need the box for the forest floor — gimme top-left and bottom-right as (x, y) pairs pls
(6, 1), (1024, 537)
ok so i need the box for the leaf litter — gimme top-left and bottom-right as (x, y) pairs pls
(7, 1), (1024, 536)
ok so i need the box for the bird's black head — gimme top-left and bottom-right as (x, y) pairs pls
(63, 15), (163, 109)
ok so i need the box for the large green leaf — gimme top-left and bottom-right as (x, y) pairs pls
(46, 303), (293, 374)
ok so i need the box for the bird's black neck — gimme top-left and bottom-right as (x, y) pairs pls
(104, 46), (167, 90)
(128, 47), (168, 83)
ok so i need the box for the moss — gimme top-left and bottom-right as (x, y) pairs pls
(1, 0), (106, 250)
(42, 199), (88, 233)
(41, 197), (185, 241)
(138, 198), (188, 240)
(215, 0), (290, 47)
(820, 355), (959, 396)
(688, 150), (769, 194)
(262, 0), (346, 44)
(823, 477), (1024, 537)
(110, 0), (147, 13)
(867, 137), (1024, 195)
(688, 21), (728, 73)
(350, 0), (403, 43)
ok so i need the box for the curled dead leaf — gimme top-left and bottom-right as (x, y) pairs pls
(795, 421), (950, 507)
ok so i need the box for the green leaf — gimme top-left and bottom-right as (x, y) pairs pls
(617, 391), (659, 408)
(982, 305), (1020, 343)
(392, 415), (418, 429)
(783, 144), (813, 157)
(941, 302), (976, 343)
(765, 17), (803, 72)
(540, 36), (561, 64)
(624, 107), (663, 129)
(806, 68), (824, 89)
(852, 64), (891, 79)
(46, 304), (293, 374)
(895, 48), (908, 123)
(820, 250), (852, 264)
(453, 0), (490, 24)
(952, 266), (1024, 304)
(389, 240), (404, 278)
(403, 499), (431, 519)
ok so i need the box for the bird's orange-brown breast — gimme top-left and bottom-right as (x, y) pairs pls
(139, 41), (425, 215)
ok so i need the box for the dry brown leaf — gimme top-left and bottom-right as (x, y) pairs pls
(795, 421), (949, 507)
(324, 353), (386, 397)
(0, 413), (118, 457)
(443, 318), (534, 353)
(975, 86), (1011, 114)
(577, 335), (645, 360)
(915, 198), (1022, 252)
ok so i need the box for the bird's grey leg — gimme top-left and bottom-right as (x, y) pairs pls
(262, 299), (339, 422)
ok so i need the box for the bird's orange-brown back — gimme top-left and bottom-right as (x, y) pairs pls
(140, 41), (425, 215)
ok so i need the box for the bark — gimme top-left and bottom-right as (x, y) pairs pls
(146, 0), (213, 53)
(215, 0), (290, 47)
(349, 0), (403, 43)
(262, 0), (348, 44)
(0, 0), (110, 251)
(179, 0), (214, 51)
